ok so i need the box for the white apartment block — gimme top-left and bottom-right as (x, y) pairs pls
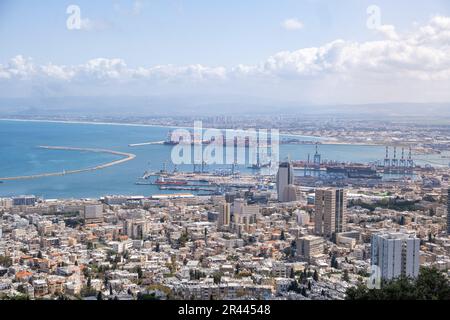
(371, 232), (420, 280)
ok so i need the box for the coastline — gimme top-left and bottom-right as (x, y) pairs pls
(0, 117), (375, 146)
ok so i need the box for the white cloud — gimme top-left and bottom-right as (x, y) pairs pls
(2, 16), (450, 103)
(375, 24), (399, 41)
(281, 18), (304, 31)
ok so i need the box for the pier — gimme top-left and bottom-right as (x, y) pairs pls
(129, 141), (165, 147)
(0, 146), (136, 181)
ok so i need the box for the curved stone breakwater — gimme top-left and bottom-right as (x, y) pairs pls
(0, 146), (136, 181)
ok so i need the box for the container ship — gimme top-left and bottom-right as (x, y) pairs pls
(164, 130), (273, 148)
(326, 165), (382, 179)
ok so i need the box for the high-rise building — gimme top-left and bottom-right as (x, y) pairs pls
(83, 204), (104, 224)
(282, 184), (303, 203)
(447, 188), (450, 235)
(217, 202), (231, 228)
(371, 232), (420, 280)
(276, 162), (294, 202)
(12, 195), (37, 206)
(231, 199), (259, 234)
(296, 235), (324, 262)
(314, 188), (346, 239)
(295, 210), (310, 226)
(123, 219), (150, 240)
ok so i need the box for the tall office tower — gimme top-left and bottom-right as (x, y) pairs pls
(217, 202), (231, 228)
(276, 162), (294, 202)
(447, 188), (450, 235)
(371, 232), (420, 280)
(314, 188), (346, 239)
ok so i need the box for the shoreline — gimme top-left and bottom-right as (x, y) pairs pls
(0, 117), (376, 146)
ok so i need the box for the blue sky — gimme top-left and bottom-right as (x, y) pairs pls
(1, 0), (450, 105)
(1, 0), (449, 66)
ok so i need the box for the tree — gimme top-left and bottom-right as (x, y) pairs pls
(288, 280), (299, 293)
(346, 267), (450, 300)
(97, 291), (103, 301)
(290, 268), (295, 279)
(280, 230), (286, 241)
(37, 251), (43, 259)
(301, 287), (308, 297)
(342, 269), (350, 282)
(428, 233), (435, 243)
(331, 255), (339, 269)
(0, 256), (12, 267)
(235, 263), (241, 275)
(155, 243), (160, 252)
(213, 272), (222, 285)
(313, 270), (319, 282)
(415, 267), (450, 300)
(290, 240), (297, 257)
(136, 266), (143, 279)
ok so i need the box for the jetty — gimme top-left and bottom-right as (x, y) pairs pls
(129, 141), (165, 147)
(0, 146), (136, 181)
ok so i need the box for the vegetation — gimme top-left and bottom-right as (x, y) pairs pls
(346, 268), (450, 300)
(349, 198), (419, 212)
(137, 292), (160, 300)
(0, 255), (12, 267)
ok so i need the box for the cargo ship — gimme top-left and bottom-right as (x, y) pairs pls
(164, 130), (273, 148)
(326, 165), (382, 179)
(154, 177), (188, 185)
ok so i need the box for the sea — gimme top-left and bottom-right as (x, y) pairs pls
(0, 119), (446, 199)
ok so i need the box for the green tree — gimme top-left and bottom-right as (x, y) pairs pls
(213, 272), (222, 284)
(313, 270), (319, 282)
(346, 268), (450, 300)
(135, 266), (143, 279)
(342, 269), (350, 282)
(0, 255), (12, 267)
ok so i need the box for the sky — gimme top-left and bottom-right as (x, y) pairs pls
(1, 0), (450, 108)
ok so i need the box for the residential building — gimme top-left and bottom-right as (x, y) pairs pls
(371, 232), (420, 280)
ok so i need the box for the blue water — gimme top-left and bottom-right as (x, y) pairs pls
(0, 119), (441, 199)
